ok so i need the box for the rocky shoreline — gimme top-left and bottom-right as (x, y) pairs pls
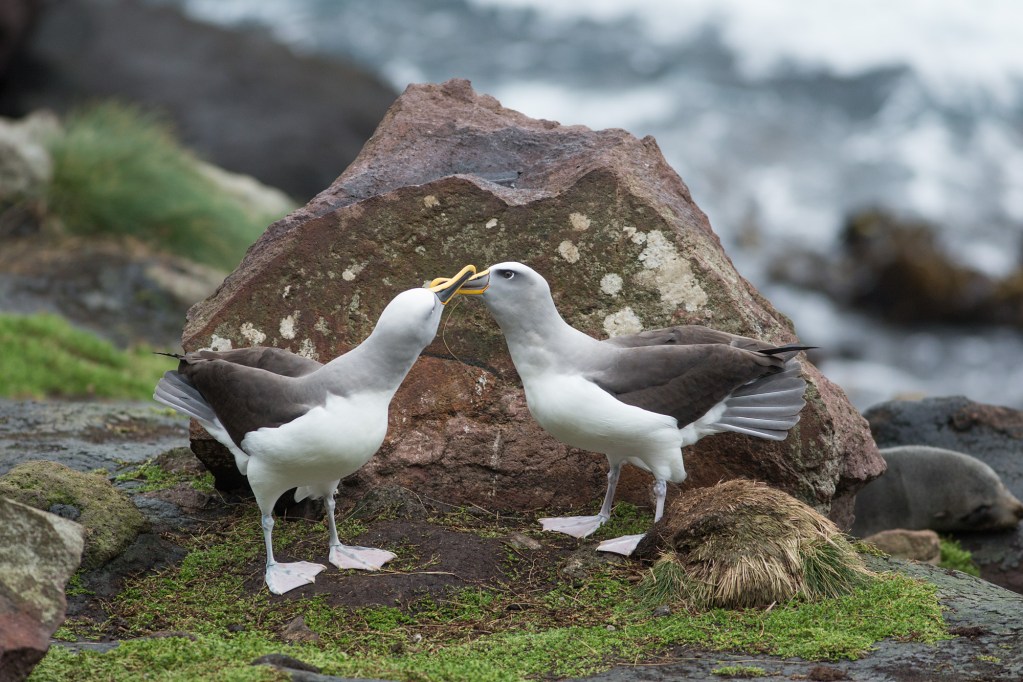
(1, 397), (1022, 681)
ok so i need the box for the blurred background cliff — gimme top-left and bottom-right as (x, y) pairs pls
(1, 0), (1021, 410)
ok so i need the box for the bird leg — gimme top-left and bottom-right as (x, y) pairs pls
(539, 461), (622, 538)
(325, 494), (396, 571)
(596, 477), (667, 556)
(653, 478), (667, 522)
(261, 512), (326, 595)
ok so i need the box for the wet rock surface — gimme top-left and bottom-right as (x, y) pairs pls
(865, 397), (1023, 594)
(181, 78), (881, 529)
(0, 398), (187, 476)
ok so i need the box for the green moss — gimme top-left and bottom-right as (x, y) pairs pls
(45, 102), (290, 270)
(939, 538), (981, 577)
(712, 665), (768, 678)
(42, 527), (947, 682)
(0, 460), (146, 570)
(0, 313), (170, 399)
(114, 458), (212, 494)
(591, 502), (653, 540)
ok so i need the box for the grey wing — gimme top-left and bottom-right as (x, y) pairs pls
(602, 324), (779, 353)
(588, 344), (786, 428)
(176, 360), (322, 448)
(189, 347), (323, 377)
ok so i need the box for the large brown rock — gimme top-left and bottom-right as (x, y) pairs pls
(0, 497), (85, 682)
(181, 79), (882, 528)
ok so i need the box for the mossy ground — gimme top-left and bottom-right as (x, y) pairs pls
(36, 476), (950, 682)
(0, 313), (169, 400)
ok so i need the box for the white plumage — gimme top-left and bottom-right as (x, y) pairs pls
(457, 261), (810, 555)
(154, 266), (478, 593)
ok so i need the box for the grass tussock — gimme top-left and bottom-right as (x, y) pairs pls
(636, 480), (871, 610)
(44, 102), (287, 270)
(0, 313), (168, 399)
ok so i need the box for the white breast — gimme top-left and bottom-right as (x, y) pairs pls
(522, 372), (686, 481)
(241, 392), (391, 486)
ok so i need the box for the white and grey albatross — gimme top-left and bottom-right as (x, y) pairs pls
(445, 262), (811, 555)
(153, 265), (479, 594)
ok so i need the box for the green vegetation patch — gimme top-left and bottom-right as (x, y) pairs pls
(939, 538), (981, 577)
(39, 502), (949, 682)
(114, 458), (214, 494)
(0, 313), (169, 399)
(45, 102), (287, 270)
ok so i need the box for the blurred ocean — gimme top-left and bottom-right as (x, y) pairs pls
(154, 0), (1023, 410)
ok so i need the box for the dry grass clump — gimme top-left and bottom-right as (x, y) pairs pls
(634, 479), (871, 610)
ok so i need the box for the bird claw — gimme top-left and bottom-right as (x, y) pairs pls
(539, 515), (607, 538)
(265, 561), (326, 595)
(329, 544), (396, 570)
(596, 533), (646, 556)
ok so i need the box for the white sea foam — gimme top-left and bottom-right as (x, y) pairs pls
(473, 0), (1023, 105)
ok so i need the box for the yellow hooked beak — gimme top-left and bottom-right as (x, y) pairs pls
(427, 264), (478, 305)
(428, 268), (490, 297)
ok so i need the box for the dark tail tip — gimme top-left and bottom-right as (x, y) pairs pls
(761, 344), (817, 356)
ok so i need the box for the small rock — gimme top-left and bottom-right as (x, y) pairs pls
(48, 504), (81, 521)
(281, 616), (319, 644)
(862, 529), (941, 564)
(143, 484), (215, 512)
(808, 665), (849, 681)
(153, 447), (208, 478)
(559, 547), (625, 582)
(349, 485), (427, 521)
(251, 653), (321, 673)
(503, 532), (542, 551)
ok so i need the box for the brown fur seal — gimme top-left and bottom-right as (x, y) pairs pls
(852, 445), (1023, 537)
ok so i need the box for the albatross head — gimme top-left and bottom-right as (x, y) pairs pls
(369, 264), (478, 351)
(453, 261), (561, 332)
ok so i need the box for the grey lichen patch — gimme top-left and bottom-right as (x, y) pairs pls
(207, 334), (233, 351)
(603, 306), (644, 337)
(279, 312), (298, 340)
(557, 240), (581, 263)
(569, 212), (592, 231)
(600, 273), (624, 296)
(239, 322), (266, 345)
(0, 460), (147, 570)
(634, 229), (708, 313)
(297, 338), (319, 360)
(342, 261), (367, 281)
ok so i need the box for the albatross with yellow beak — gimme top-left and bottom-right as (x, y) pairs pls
(438, 262), (811, 555)
(154, 265), (479, 594)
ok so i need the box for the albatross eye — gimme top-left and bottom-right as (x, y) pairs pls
(499, 270), (515, 280)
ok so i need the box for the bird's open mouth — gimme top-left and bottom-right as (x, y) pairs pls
(427, 264), (478, 304)
(429, 268), (490, 297)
